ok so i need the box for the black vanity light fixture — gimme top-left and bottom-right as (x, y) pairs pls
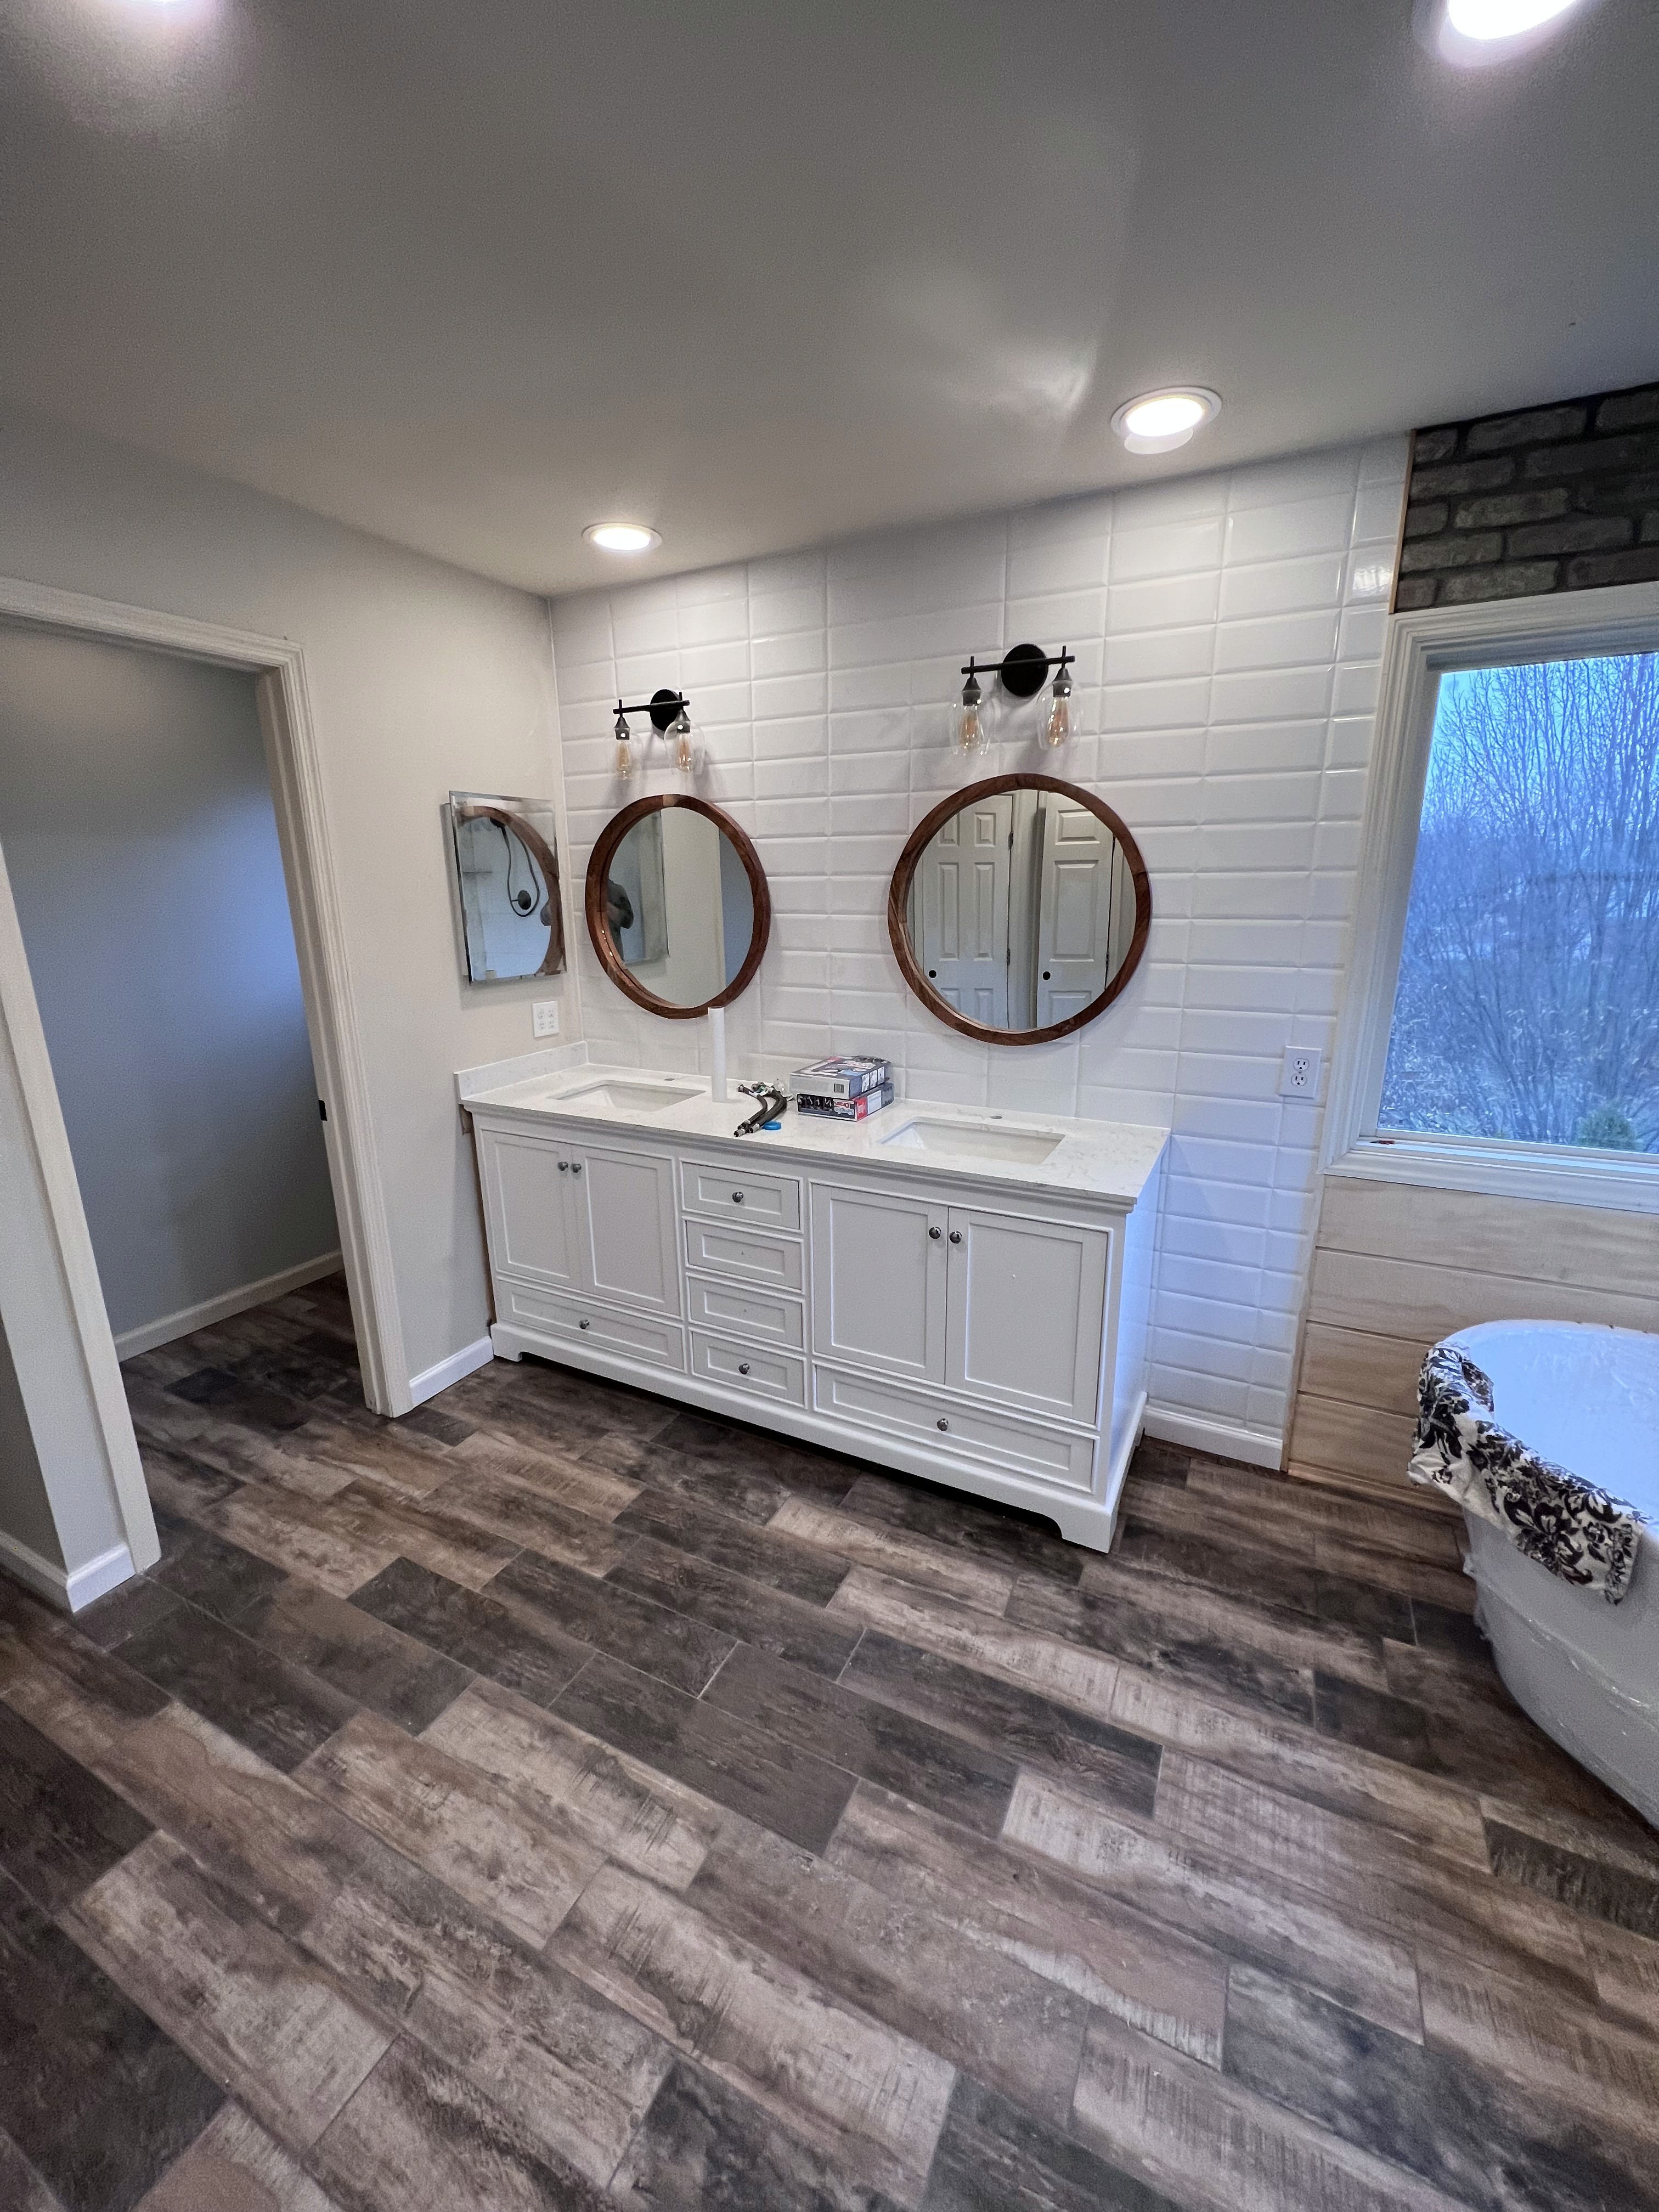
(955, 644), (1075, 754)
(613, 688), (695, 780)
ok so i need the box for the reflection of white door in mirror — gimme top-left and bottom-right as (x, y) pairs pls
(910, 793), (1012, 1025)
(890, 773), (1150, 1043)
(1035, 794), (1133, 1028)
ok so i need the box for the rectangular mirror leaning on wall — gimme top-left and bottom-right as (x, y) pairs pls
(447, 790), (565, 983)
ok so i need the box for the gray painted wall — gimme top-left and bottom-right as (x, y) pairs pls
(0, 622), (337, 1341)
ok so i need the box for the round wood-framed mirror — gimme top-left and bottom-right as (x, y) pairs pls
(888, 773), (1152, 1045)
(584, 794), (771, 1019)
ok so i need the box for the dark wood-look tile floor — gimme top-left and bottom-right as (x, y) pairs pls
(2, 1276), (1657, 2210)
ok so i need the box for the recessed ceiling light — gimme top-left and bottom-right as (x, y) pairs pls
(583, 522), (661, 555)
(1419, 0), (1587, 62)
(1110, 388), (1221, 457)
(1444, 0), (1578, 36)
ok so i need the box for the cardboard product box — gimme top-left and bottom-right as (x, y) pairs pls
(787, 1054), (892, 1101)
(793, 1081), (896, 1121)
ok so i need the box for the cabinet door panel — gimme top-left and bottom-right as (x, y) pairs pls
(809, 1181), (946, 1383)
(480, 1131), (578, 1290)
(946, 1206), (1109, 1425)
(572, 1144), (681, 1316)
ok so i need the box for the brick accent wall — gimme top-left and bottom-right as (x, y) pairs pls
(1395, 381), (1659, 610)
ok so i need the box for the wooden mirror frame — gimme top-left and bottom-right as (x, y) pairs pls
(887, 772), (1152, 1046)
(584, 793), (772, 1020)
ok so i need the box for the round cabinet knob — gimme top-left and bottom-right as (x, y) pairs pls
(578, 1318), (590, 1331)
(732, 1190), (744, 1204)
(949, 1230), (963, 1244)
(936, 1417), (949, 1431)
(928, 1225), (942, 1240)
(927, 968), (938, 979)
(738, 1362), (751, 1376)
(572, 1162), (584, 1175)
(557, 1160), (568, 1172)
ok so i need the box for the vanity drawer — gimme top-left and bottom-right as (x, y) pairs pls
(680, 1156), (803, 1233)
(812, 1365), (1096, 1494)
(498, 1281), (686, 1372)
(685, 1272), (805, 1349)
(683, 1217), (806, 1294)
(691, 1331), (807, 1407)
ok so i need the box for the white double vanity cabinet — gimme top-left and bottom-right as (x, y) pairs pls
(458, 1062), (1166, 1550)
(453, 763), (1165, 1550)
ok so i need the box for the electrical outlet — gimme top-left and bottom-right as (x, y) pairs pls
(1279, 1046), (1322, 1098)
(532, 1000), (560, 1039)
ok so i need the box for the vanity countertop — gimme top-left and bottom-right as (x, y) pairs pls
(458, 1056), (1167, 1210)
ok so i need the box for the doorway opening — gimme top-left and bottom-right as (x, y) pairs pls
(0, 578), (407, 1610)
(0, 620), (341, 1356)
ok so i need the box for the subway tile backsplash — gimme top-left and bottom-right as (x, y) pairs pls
(549, 438), (1408, 1456)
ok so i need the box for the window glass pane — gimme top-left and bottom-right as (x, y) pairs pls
(1379, 651), (1659, 1150)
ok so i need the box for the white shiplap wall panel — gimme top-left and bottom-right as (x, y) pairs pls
(549, 438), (1408, 1457)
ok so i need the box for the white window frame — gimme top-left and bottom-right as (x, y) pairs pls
(1323, 578), (1659, 1215)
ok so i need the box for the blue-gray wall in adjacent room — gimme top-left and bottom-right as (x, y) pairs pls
(0, 622), (338, 1343)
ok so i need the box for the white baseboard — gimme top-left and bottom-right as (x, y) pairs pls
(0, 1529), (136, 1614)
(407, 1334), (494, 1408)
(114, 1251), (343, 1359)
(1143, 1403), (1284, 1472)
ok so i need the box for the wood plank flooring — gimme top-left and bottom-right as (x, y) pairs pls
(2, 1274), (1656, 2211)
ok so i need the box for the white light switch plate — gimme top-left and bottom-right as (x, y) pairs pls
(532, 1000), (560, 1039)
(1279, 1045), (1322, 1098)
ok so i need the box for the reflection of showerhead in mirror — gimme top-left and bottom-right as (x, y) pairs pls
(449, 792), (566, 985)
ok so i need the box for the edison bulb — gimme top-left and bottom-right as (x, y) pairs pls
(957, 700), (982, 754)
(671, 709), (695, 774)
(1042, 693), (1070, 748)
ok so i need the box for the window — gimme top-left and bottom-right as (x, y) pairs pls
(1325, 582), (1659, 1204)
(1379, 651), (1659, 1152)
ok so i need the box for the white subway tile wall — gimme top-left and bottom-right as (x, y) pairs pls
(549, 439), (1408, 1455)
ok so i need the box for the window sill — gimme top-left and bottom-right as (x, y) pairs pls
(1328, 1135), (1659, 1217)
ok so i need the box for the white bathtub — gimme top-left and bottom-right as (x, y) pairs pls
(1446, 1320), (1659, 1827)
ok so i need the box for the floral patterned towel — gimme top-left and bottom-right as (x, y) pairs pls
(1410, 1344), (1642, 1604)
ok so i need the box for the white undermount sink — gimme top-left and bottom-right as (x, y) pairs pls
(555, 1079), (701, 1115)
(878, 1115), (1064, 1165)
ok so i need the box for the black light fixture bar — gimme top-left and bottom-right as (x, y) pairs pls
(614, 690), (690, 732)
(960, 644), (1075, 701)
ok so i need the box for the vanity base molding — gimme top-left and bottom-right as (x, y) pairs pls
(490, 1317), (1147, 1550)
(459, 1065), (1164, 1557)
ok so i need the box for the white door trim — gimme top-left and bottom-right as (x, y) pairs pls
(0, 575), (411, 1595)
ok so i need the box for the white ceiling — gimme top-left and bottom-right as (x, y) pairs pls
(2, 0), (1655, 595)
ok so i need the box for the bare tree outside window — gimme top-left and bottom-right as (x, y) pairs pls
(1380, 652), (1659, 1151)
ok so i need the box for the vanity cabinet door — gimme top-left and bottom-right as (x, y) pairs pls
(477, 1128), (580, 1293)
(568, 1142), (681, 1317)
(809, 1180), (947, 1384)
(944, 1205), (1110, 1426)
